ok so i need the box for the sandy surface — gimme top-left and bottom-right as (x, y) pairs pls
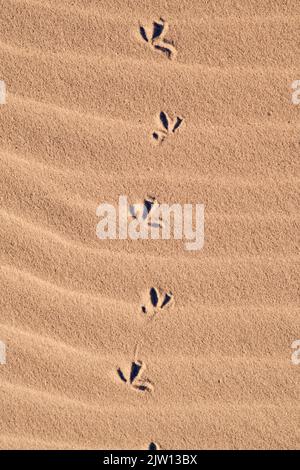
(0, 0), (299, 450)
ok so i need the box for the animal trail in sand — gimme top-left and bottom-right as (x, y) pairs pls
(115, 285), (174, 395)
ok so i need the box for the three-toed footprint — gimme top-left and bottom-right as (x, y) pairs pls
(117, 347), (154, 393)
(152, 111), (184, 143)
(139, 17), (177, 60)
(141, 287), (174, 316)
(129, 196), (164, 229)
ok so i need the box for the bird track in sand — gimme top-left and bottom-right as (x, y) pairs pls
(139, 18), (177, 60)
(152, 111), (184, 143)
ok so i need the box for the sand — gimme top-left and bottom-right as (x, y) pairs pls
(0, 0), (299, 450)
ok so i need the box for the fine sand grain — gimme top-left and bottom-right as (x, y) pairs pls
(0, 0), (299, 449)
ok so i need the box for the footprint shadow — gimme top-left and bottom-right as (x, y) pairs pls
(148, 442), (160, 450)
(141, 287), (174, 317)
(129, 196), (164, 230)
(152, 111), (184, 144)
(116, 354), (154, 393)
(139, 18), (177, 60)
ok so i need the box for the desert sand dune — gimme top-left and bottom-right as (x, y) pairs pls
(1, 0), (300, 67)
(0, 0), (299, 449)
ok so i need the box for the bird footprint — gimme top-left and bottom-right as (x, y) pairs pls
(152, 111), (184, 143)
(129, 196), (164, 229)
(139, 18), (177, 60)
(142, 287), (174, 316)
(117, 359), (153, 392)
